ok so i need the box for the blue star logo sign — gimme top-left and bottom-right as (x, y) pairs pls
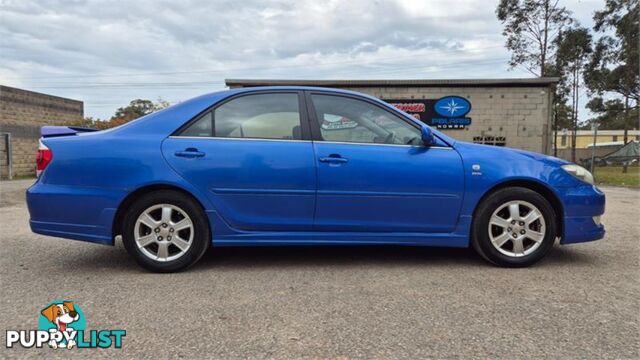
(434, 96), (471, 118)
(440, 99), (464, 116)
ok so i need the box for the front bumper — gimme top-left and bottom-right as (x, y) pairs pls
(559, 185), (606, 244)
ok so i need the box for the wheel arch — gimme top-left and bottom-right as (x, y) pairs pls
(112, 184), (209, 239)
(473, 179), (564, 238)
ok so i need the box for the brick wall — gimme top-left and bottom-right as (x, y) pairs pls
(0, 85), (83, 178)
(339, 86), (552, 154)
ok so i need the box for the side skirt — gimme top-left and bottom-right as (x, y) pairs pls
(206, 211), (472, 248)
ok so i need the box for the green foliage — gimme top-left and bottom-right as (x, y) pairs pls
(555, 27), (593, 75)
(112, 99), (156, 121)
(586, 97), (639, 129)
(496, 0), (580, 157)
(583, 0), (638, 175)
(584, 0), (639, 128)
(585, 0), (639, 101)
(69, 98), (171, 129)
(553, 26), (593, 160)
(496, 0), (573, 76)
(111, 98), (170, 123)
(554, 102), (573, 130)
(554, 26), (593, 119)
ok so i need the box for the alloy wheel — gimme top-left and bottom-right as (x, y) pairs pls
(134, 204), (194, 262)
(488, 200), (546, 258)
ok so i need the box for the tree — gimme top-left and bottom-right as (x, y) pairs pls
(154, 98), (171, 110)
(496, 0), (573, 77)
(555, 26), (592, 162)
(67, 98), (171, 129)
(112, 99), (159, 121)
(586, 98), (639, 129)
(497, 0), (574, 157)
(554, 102), (573, 129)
(586, 98), (623, 129)
(544, 62), (570, 155)
(584, 0), (639, 172)
(109, 98), (171, 127)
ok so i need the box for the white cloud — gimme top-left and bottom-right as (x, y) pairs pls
(0, 0), (604, 118)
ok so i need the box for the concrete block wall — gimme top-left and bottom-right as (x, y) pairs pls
(0, 135), (7, 179)
(340, 86), (552, 154)
(8, 137), (39, 177)
(0, 85), (83, 179)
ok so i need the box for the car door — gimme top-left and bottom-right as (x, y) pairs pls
(307, 92), (464, 233)
(162, 91), (316, 231)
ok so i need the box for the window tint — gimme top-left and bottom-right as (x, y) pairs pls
(179, 93), (302, 140)
(181, 112), (212, 137)
(311, 94), (422, 145)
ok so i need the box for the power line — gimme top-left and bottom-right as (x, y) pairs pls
(3, 45), (506, 80)
(24, 57), (509, 90)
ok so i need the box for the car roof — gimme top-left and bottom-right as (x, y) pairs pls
(200, 85), (382, 101)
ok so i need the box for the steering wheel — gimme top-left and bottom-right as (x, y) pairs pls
(405, 136), (420, 145)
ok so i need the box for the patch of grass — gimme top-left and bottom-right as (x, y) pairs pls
(594, 166), (640, 188)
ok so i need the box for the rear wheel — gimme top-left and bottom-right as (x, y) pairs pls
(122, 190), (210, 272)
(472, 187), (556, 267)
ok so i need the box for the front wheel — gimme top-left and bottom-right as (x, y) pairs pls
(472, 187), (557, 267)
(122, 190), (210, 272)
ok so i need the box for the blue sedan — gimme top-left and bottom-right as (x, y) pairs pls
(27, 87), (605, 272)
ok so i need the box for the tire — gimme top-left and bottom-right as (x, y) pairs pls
(122, 190), (210, 272)
(471, 187), (557, 267)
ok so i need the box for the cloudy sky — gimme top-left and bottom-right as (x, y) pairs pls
(1, 0), (603, 119)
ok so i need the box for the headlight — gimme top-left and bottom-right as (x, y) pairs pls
(561, 164), (594, 185)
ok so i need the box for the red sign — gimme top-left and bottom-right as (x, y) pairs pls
(390, 102), (426, 113)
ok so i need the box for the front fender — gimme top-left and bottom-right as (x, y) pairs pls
(453, 142), (579, 217)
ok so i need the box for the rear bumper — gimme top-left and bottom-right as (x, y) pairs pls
(559, 185), (606, 244)
(29, 219), (114, 244)
(26, 181), (122, 245)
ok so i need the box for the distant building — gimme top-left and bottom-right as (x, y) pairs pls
(226, 78), (559, 155)
(552, 129), (640, 163)
(555, 129), (640, 149)
(0, 85), (83, 179)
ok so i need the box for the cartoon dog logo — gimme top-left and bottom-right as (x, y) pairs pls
(40, 301), (79, 349)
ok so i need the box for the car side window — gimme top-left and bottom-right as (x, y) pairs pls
(310, 94), (422, 145)
(180, 112), (212, 137)
(179, 93), (302, 140)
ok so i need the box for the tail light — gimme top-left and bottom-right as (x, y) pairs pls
(36, 139), (52, 176)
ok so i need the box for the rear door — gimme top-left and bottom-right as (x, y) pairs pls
(307, 92), (464, 233)
(162, 91), (316, 231)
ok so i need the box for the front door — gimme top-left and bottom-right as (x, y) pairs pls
(307, 92), (464, 233)
(162, 91), (316, 231)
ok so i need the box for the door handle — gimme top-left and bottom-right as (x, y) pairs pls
(175, 148), (205, 158)
(319, 155), (348, 164)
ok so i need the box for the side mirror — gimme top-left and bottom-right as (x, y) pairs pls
(421, 125), (435, 146)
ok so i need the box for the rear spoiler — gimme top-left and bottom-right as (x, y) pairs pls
(41, 126), (99, 138)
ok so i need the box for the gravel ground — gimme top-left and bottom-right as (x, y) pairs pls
(1, 179), (638, 359)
